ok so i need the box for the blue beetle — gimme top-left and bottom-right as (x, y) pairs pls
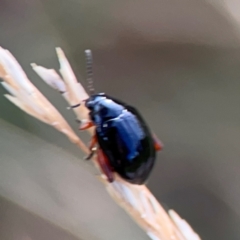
(76, 50), (163, 185)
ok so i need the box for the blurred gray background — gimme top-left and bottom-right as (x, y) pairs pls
(0, 0), (240, 239)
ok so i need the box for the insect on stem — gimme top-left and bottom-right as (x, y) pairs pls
(85, 49), (95, 95)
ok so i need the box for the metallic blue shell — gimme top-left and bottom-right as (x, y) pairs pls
(85, 93), (156, 184)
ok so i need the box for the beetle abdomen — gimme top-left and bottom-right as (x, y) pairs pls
(96, 109), (156, 184)
(110, 110), (145, 160)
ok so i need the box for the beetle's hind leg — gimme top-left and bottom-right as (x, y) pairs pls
(83, 135), (114, 182)
(97, 149), (114, 183)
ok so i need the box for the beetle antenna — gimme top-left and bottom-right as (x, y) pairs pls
(85, 49), (95, 95)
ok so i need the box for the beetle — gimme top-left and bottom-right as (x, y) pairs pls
(75, 49), (163, 185)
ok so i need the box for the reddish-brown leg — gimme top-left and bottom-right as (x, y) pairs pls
(89, 134), (97, 150)
(97, 149), (114, 183)
(79, 119), (94, 130)
(152, 133), (163, 151)
(85, 134), (98, 160)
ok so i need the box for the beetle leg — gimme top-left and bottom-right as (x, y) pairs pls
(68, 99), (88, 110)
(84, 147), (97, 160)
(84, 135), (97, 160)
(152, 133), (163, 151)
(79, 119), (94, 130)
(96, 149), (114, 183)
(84, 134), (98, 160)
(89, 134), (97, 150)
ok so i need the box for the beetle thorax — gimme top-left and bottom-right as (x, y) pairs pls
(86, 95), (125, 125)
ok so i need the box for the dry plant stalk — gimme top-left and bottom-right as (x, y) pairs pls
(0, 46), (201, 240)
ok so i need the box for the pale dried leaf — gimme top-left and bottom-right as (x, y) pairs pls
(0, 47), (35, 94)
(53, 48), (199, 240)
(0, 46), (88, 155)
(31, 63), (67, 93)
(56, 47), (88, 104)
(1, 46), (201, 240)
(4, 94), (49, 124)
(169, 210), (201, 240)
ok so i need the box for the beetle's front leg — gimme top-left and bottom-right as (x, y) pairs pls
(78, 119), (94, 130)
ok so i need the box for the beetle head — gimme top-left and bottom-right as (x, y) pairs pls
(85, 93), (106, 111)
(85, 93), (124, 125)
